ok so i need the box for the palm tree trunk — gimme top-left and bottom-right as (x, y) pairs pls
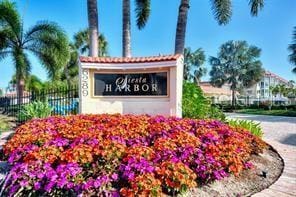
(123, 0), (131, 57)
(231, 89), (236, 108)
(174, 0), (190, 54)
(17, 78), (25, 104)
(87, 0), (99, 57)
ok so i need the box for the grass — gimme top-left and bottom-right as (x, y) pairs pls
(236, 109), (296, 117)
(0, 115), (15, 135)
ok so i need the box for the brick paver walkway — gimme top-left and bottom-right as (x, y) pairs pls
(227, 113), (296, 196)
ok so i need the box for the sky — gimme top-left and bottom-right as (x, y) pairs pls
(0, 0), (296, 89)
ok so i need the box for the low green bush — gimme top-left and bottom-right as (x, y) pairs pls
(227, 119), (263, 138)
(182, 82), (225, 120)
(18, 101), (52, 121)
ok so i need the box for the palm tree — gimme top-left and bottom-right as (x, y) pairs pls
(183, 47), (206, 83)
(0, 1), (69, 101)
(288, 80), (295, 87)
(62, 44), (79, 86)
(278, 84), (287, 97)
(25, 75), (44, 92)
(61, 30), (109, 86)
(209, 40), (264, 107)
(74, 29), (108, 56)
(174, 0), (264, 54)
(87, 0), (99, 57)
(288, 26), (296, 74)
(9, 74), (44, 92)
(122, 0), (151, 57)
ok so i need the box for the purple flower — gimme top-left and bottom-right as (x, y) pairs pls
(34, 182), (41, 190)
(111, 173), (118, 181)
(47, 137), (69, 147)
(45, 181), (55, 192)
(19, 180), (29, 187)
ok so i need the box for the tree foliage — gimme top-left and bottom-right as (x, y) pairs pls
(183, 47), (206, 83)
(74, 29), (108, 56)
(182, 82), (225, 120)
(0, 0), (70, 97)
(174, 0), (265, 54)
(270, 83), (296, 98)
(135, 0), (151, 29)
(209, 40), (264, 106)
(9, 74), (44, 92)
(288, 26), (296, 73)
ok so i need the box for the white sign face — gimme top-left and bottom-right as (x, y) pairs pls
(79, 57), (183, 117)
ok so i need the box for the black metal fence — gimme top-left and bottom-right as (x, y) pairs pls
(0, 86), (79, 123)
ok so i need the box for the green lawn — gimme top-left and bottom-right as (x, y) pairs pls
(236, 109), (296, 117)
(0, 115), (16, 135)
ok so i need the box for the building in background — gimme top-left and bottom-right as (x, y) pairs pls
(242, 70), (289, 105)
(199, 82), (235, 105)
(200, 70), (291, 105)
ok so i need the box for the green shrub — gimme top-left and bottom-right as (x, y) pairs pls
(227, 119), (263, 138)
(19, 101), (52, 121)
(182, 82), (225, 120)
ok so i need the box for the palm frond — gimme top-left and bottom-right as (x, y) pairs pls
(74, 29), (89, 51)
(98, 34), (108, 56)
(24, 21), (63, 44)
(0, 50), (11, 61)
(183, 47), (206, 82)
(135, 0), (151, 29)
(0, 29), (9, 50)
(211, 0), (232, 25)
(26, 45), (63, 80)
(249, 0), (264, 16)
(24, 22), (70, 80)
(12, 49), (31, 80)
(74, 28), (108, 56)
(288, 27), (296, 67)
(0, 0), (21, 40)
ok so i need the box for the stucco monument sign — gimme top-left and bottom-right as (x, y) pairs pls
(79, 54), (183, 117)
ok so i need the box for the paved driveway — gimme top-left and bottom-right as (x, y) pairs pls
(226, 113), (296, 148)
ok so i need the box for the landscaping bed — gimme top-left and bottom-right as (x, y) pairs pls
(0, 114), (279, 196)
(188, 146), (283, 196)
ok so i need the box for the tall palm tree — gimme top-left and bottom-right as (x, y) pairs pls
(0, 1), (69, 101)
(174, 0), (264, 54)
(87, 0), (99, 57)
(209, 40), (264, 107)
(122, 0), (151, 57)
(183, 47), (206, 84)
(288, 26), (296, 74)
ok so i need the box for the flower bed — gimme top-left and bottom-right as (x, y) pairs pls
(2, 114), (267, 196)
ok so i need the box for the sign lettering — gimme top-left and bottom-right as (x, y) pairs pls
(94, 72), (168, 96)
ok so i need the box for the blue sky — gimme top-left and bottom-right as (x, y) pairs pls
(0, 0), (295, 89)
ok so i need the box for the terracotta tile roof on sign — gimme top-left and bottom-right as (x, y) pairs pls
(79, 54), (182, 64)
